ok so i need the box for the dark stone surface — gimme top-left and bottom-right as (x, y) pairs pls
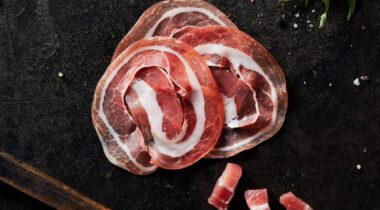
(0, 0), (379, 209)
(0, 183), (53, 210)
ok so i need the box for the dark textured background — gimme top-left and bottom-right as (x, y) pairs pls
(1, 0), (379, 209)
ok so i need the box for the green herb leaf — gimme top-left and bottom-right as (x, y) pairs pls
(347, 0), (357, 20)
(305, 0), (310, 7)
(319, 13), (327, 28)
(319, 0), (330, 28)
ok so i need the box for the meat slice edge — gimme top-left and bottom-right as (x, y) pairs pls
(112, 0), (236, 61)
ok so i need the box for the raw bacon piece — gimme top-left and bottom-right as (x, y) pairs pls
(279, 192), (313, 210)
(92, 37), (224, 174)
(208, 163), (242, 210)
(179, 26), (288, 158)
(112, 0), (236, 60)
(245, 189), (270, 210)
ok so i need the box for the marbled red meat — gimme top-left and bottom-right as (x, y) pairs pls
(245, 189), (270, 210)
(279, 192), (313, 210)
(179, 26), (288, 158)
(208, 163), (242, 210)
(112, 0), (236, 60)
(92, 37), (224, 175)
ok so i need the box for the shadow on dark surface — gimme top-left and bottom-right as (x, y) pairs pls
(0, 182), (53, 210)
(0, 0), (379, 209)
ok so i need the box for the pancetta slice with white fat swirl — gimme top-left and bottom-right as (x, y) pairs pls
(112, 0), (236, 60)
(179, 26), (288, 158)
(92, 37), (224, 174)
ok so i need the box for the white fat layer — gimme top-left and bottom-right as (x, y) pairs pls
(97, 128), (157, 174)
(205, 60), (219, 66)
(304, 205), (312, 210)
(217, 166), (240, 193)
(131, 79), (188, 143)
(222, 93), (259, 128)
(212, 120), (275, 152)
(194, 44), (278, 152)
(222, 94), (238, 127)
(98, 50), (157, 173)
(97, 108), (157, 172)
(99, 45), (205, 159)
(250, 203), (270, 210)
(96, 129), (121, 169)
(145, 7), (227, 38)
(217, 178), (234, 192)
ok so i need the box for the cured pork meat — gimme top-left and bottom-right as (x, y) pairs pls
(92, 37), (224, 175)
(245, 189), (270, 210)
(208, 163), (242, 210)
(179, 26), (288, 158)
(112, 0), (236, 60)
(279, 192), (313, 210)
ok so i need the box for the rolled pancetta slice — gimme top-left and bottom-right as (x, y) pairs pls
(179, 26), (288, 158)
(112, 0), (236, 60)
(92, 37), (224, 175)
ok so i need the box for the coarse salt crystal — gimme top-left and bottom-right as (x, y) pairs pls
(353, 78), (360, 86)
(360, 75), (370, 81)
(356, 164), (362, 170)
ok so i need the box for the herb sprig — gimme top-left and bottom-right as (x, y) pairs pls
(283, 0), (358, 28)
(319, 0), (330, 28)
